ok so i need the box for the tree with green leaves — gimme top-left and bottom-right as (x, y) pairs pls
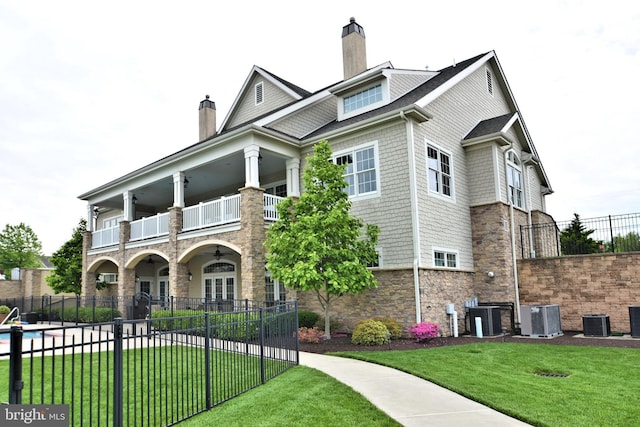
(612, 231), (640, 253)
(47, 219), (86, 294)
(265, 140), (379, 339)
(0, 222), (43, 274)
(560, 213), (601, 255)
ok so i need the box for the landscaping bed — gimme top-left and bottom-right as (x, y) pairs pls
(299, 330), (640, 353)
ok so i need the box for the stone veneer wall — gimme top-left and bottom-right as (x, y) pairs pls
(518, 253), (640, 332)
(297, 268), (475, 336)
(0, 280), (22, 300)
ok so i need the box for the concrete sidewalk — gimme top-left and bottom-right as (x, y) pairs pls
(299, 352), (531, 427)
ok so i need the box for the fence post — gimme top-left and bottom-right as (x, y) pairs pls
(8, 325), (23, 404)
(294, 301), (300, 364)
(75, 295), (80, 325)
(609, 215), (615, 253)
(113, 318), (124, 427)
(204, 312), (212, 410)
(259, 308), (265, 384)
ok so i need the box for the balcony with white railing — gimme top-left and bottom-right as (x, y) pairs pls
(92, 225), (120, 248)
(182, 194), (242, 231)
(130, 212), (170, 241)
(264, 194), (285, 220)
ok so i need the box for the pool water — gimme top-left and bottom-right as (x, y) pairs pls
(0, 331), (45, 340)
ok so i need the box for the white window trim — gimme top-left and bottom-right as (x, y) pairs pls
(506, 150), (524, 209)
(264, 180), (287, 197)
(202, 260), (238, 300)
(367, 246), (382, 269)
(102, 216), (122, 229)
(426, 141), (456, 203)
(255, 81), (264, 105)
(333, 141), (381, 201)
(337, 79), (390, 121)
(432, 247), (459, 269)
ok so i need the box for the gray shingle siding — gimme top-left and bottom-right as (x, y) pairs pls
(268, 96), (337, 138)
(227, 75), (298, 128)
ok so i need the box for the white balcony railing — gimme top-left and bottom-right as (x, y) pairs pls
(92, 226), (119, 248)
(182, 194), (241, 231)
(130, 212), (170, 241)
(264, 194), (285, 220)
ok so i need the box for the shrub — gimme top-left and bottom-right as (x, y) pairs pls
(408, 322), (440, 342)
(298, 326), (325, 343)
(351, 319), (390, 346)
(42, 307), (121, 323)
(0, 305), (10, 314)
(298, 310), (320, 328)
(372, 317), (403, 339)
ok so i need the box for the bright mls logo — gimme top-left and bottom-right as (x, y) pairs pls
(1, 405), (68, 426)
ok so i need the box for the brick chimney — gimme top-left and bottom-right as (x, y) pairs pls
(342, 17), (367, 80)
(198, 95), (216, 141)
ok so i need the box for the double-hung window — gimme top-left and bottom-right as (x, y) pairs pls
(507, 151), (523, 208)
(334, 143), (379, 198)
(427, 144), (453, 198)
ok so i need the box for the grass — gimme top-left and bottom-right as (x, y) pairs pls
(182, 366), (399, 426)
(332, 343), (640, 426)
(0, 345), (289, 426)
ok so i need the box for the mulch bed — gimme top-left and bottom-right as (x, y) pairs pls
(299, 331), (640, 354)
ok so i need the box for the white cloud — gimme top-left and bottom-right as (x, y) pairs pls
(1, 0), (639, 253)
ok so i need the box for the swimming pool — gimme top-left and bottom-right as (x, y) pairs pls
(0, 331), (46, 340)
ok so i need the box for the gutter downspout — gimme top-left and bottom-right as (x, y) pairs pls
(401, 111), (422, 324)
(503, 146), (522, 325)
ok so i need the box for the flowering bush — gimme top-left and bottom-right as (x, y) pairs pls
(298, 327), (325, 343)
(408, 322), (440, 342)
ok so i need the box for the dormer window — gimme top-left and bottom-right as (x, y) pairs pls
(255, 81), (264, 105)
(343, 84), (382, 113)
(336, 78), (389, 121)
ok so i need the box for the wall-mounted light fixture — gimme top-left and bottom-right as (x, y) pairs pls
(93, 207), (99, 219)
(132, 195), (138, 205)
(488, 271), (495, 278)
(135, 274), (140, 283)
(188, 271), (193, 281)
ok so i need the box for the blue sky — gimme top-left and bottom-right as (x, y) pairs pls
(1, 0), (638, 253)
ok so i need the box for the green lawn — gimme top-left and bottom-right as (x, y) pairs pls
(333, 343), (640, 426)
(183, 366), (399, 427)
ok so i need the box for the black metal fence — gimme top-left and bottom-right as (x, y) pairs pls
(0, 295), (283, 326)
(1, 302), (299, 427)
(520, 212), (640, 258)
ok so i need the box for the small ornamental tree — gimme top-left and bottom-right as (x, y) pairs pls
(265, 140), (379, 339)
(560, 213), (600, 255)
(47, 219), (86, 294)
(0, 222), (43, 273)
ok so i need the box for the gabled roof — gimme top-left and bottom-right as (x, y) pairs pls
(304, 53), (487, 139)
(219, 65), (312, 132)
(464, 112), (517, 140)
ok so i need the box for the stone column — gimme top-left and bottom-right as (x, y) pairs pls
(81, 231), (97, 297)
(167, 206), (189, 298)
(239, 186), (267, 301)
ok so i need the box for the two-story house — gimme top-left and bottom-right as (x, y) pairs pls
(79, 18), (553, 331)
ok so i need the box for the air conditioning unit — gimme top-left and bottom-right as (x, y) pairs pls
(469, 306), (501, 336)
(520, 304), (562, 338)
(582, 314), (610, 337)
(630, 306), (640, 338)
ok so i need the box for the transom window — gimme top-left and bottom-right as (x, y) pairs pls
(204, 262), (235, 274)
(507, 151), (523, 208)
(427, 144), (453, 198)
(334, 144), (378, 197)
(343, 84), (382, 113)
(433, 249), (458, 268)
(255, 81), (264, 105)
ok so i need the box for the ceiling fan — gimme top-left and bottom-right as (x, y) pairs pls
(211, 245), (232, 260)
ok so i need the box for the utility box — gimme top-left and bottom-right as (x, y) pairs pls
(469, 306), (501, 336)
(629, 306), (640, 338)
(583, 314), (611, 337)
(520, 304), (562, 338)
